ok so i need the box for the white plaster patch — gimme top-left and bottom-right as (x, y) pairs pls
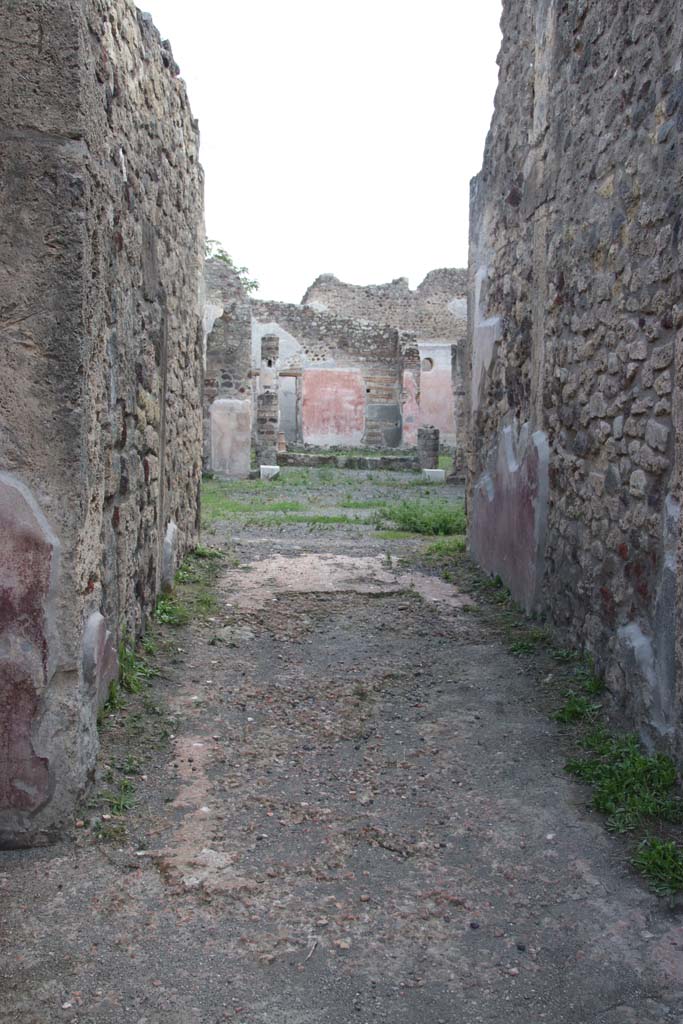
(210, 398), (252, 479)
(471, 265), (502, 413)
(217, 553), (473, 613)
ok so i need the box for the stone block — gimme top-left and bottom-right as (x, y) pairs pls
(260, 465), (280, 480)
(210, 399), (252, 479)
(422, 469), (446, 483)
(161, 521), (179, 592)
(82, 612), (118, 710)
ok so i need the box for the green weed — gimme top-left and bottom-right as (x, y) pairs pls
(552, 648), (581, 664)
(192, 544), (224, 559)
(508, 628), (551, 655)
(118, 639), (158, 694)
(633, 838), (683, 899)
(101, 777), (135, 815)
(553, 691), (602, 724)
(261, 513), (357, 527)
(340, 498), (387, 509)
(566, 733), (683, 833)
(378, 499), (466, 536)
(375, 529), (423, 540)
(424, 534), (467, 557)
(155, 593), (190, 627)
(572, 663), (605, 695)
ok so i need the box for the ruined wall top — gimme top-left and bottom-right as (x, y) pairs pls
(301, 269), (467, 341)
(205, 257), (250, 308)
(251, 297), (409, 371)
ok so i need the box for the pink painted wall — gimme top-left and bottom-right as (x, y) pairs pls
(302, 368), (365, 447)
(401, 370), (419, 446)
(419, 345), (456, 444)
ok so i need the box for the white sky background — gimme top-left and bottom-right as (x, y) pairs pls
(140, 0), (503, 303)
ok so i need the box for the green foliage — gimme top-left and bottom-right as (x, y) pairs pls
(118, 638), (158, 694)
(424, 534), (467, 557)
(264, 512), (355, 526)
(193, 544), (224, 559)
(552, 691), (602, 724)
(155, 593), (190, 627)
(508, 627), (551, 655)
(201, 477), (307, 525)
(375, 529), (421, 540)
(101, 777), (136, 815)
(378, 499), (466, 536)
(340, 498), (388, 509)
(566, 731), (683, 833)
(633, 838), (683, 899)
(205, 239), (259, 294)
(572, 663), (605, 695)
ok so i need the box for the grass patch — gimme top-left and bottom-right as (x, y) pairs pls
(340, 498), (387, 509)
(118, 638), (158, 694)
(552, 691), (602, 724)
(201, 479), (300, 523)
(378, 499), (466, 536)
(375, 529), (423, 540)
(566, 730), (683, 834)
(157, 546), (226, 625)
(633, 839), (683, 899)
(155, 592), (191, 627)
(260, 513), (357, 527)
(192, 544), (224, 559)
(100, 777), (136, 815)
(452, 556), (683, 900)
(424, 534), (466, 557)
(508, 627), (551, 655)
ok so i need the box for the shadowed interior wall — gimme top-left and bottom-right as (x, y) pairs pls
(0, 0), (203, 846)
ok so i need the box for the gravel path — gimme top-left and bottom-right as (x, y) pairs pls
(2, 470), (682, 1024)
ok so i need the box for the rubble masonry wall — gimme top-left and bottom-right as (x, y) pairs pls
(466, 0), (683, 758)
(0, 0), (204, 845)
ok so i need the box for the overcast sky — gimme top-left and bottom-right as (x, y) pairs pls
(140, 1), (502, 303)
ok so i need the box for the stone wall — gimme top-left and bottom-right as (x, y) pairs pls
(0, 0), (204, 845)
(302, 269), (468, 342)
(302, 270), (467, 445)
(204, 259), (252, 477)
(466, 0), (683, 759)
(251, 300), (409, 448)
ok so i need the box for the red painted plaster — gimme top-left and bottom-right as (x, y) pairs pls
(0, 479), (55, 812)
(302, 368), (365, 447)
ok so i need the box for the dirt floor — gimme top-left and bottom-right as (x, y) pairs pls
(2, 468), (683, 1024)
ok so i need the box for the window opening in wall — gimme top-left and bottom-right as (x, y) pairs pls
(267, 359), (273, 367)
(421, 357), (434, 372)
